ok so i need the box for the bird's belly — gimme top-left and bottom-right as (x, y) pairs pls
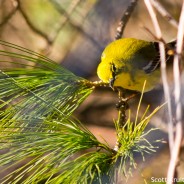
(114, 70), (160, 92)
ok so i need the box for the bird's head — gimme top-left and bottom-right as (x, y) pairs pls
(97, 40), (129, 88)
(97, 52), (127, 89)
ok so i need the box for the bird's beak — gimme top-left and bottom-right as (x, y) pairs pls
(109, 77), (115, 89)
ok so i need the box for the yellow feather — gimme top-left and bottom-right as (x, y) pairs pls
(97, 38), (160, 92)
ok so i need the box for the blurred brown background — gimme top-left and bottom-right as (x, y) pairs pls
(0, 0), (184, 183)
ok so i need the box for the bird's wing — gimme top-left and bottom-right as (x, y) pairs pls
(142, 57), (160, 74)
(142, 42), (160, 74)
(142, 41), (176, 74)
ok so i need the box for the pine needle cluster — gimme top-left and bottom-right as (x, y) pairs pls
(0, 41), (162, 183)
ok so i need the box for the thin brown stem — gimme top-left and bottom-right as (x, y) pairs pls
(0, 0), (18, 27)
(16, 0), (51, 44)
(143, 26), (167, 44)
(114, 88), (128, 151)
(150, 0), (178, 29)
(167, 1), (184, 183)
(145, 0), (184, 183)
(144, 0), (174, 152)
(115, 0), (139, 40)
(49, 0), (102, 50)
(82, 80), (109, 89)
(116, 89), (127, 128)
(49, 0), (81, 42)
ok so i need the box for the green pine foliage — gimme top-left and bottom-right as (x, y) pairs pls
(0, 41), (162, 183)
(0, 118), (113, 184)
(0, 41), (93, 127)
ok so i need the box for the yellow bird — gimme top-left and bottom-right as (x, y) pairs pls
(97, 38), (174, 92)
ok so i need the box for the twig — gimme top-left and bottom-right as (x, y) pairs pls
(0, 0), (18, 27)
(115, 0), (139, 40)
(143, 26), (167, 44)
(85, 80), (129, 127)
(113, 88), (128, 152)
(150, 0), (178, 29)
(167, 1), (184, 183)
(115, 0), (147, 149)
(16, 0), (52, 45)
(144, 0), (174, 153)
(82, 80), (109, 89)
(49, 0), (102, 50)
(116, 89), (128, 128)
(49, 0), (81, 42)
(16, 0), (102, 54)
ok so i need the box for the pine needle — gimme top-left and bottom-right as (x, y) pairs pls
(0, 41), (93, 128)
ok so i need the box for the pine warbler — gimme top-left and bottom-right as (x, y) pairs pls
(97, 38), (175, 92)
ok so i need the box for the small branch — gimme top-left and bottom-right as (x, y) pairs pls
(16, 0), (52, 45)
(145, 1), (184, 183)
(114, 88), (128, 151)
(0, 0), (18, 27)
(144, 0), (174, 152)
(143, 26), (167, 44)
(144, 0), (162, 38)
(167, 1), (184, 183)
(82, 80), (109, 88)
(48, 0), (81, 43)
(16, 0), (102, 54)
(115, 0), (139, 40)
(49, 0), (102, 50)
(116, 89), (128, 128)
(150, 0), (178, 29)
(85, 80), (129, 130)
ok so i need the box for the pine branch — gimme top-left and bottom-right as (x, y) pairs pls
(113, 95), (164, 177)
(0, 40), (93, 126)
(0, 118), (112, 183)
